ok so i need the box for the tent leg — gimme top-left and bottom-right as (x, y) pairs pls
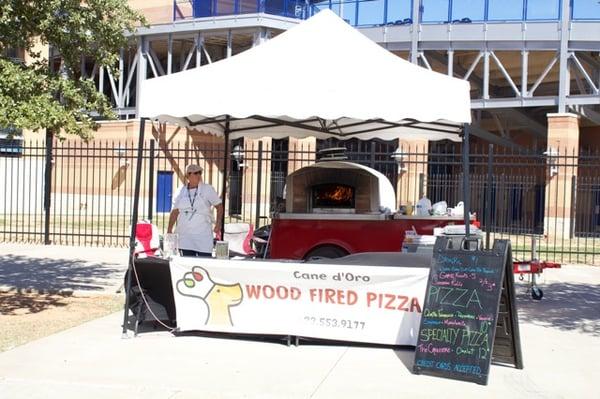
(122, 117), (147, 337)
(463, 124), (471, 238)
(220, 117), (230, 235)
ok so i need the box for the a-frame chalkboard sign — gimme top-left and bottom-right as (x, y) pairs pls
(413, 238), (523, 385)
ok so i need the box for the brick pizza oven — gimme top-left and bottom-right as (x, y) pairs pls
(284, 161), (396, 214)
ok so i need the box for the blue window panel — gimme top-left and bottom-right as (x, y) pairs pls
(265, 0), (285, 15)
(156, 171), (174, 213)
(451, 0), (485, 22)
(387, 0), (412, 24)
(357, 0), (386, 26)
(525, 0), (559, 20)
(329, 1), (341, 17)
(338, 1), (358, 25)
(422, 0), (450, 22)
(311, 0), (331, 15)
(287, 1), (306, 18)
(239, 0), (259, 13)
(215, 0), (236, 15)
(194, 0), (215, 17)
(488, 0), (523, 21)
(572, 0), (600, 20)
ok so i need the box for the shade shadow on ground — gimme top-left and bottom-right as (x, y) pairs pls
(515, 281), (600, 337)
(0, 255), (123, 293)
(0, 291), (69, 315)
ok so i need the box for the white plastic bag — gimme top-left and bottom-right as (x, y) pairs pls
(416, 197), (432, 216)
(432, 201), (448, 216)
(451, 201), (464, 217)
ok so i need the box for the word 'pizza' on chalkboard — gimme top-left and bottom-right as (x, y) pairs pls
(413, 238), (511, 385)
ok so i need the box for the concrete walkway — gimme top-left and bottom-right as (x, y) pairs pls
(0, 243), (129, 295)
(0, 243), (599, 398)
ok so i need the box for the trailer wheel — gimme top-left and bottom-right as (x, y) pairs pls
(304, 245), (349, 261)
(531, 287), (543, 300)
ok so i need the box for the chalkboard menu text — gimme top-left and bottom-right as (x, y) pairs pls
(413, 238), (511, 385)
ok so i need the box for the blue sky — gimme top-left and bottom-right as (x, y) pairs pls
(310, 0), (600, 25)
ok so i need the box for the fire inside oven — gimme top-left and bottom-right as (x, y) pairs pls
(311, 183), (355, 210)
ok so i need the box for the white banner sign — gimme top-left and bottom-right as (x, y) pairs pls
(170, 257), (429, 345)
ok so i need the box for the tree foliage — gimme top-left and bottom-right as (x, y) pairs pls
(0, 0), (144, 139)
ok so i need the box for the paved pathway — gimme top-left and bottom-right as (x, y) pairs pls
(0, 243), (598, 398)
(0, 243), (128, 295)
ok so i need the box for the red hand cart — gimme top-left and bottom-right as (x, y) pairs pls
(512, 236), (561, 300)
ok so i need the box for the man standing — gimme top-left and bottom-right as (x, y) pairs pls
(167, 164), (223, 257)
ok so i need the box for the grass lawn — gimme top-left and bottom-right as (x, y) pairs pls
(0, 290), (123, 352)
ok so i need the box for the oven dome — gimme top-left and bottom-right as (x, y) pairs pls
(285, 161), (396, 214)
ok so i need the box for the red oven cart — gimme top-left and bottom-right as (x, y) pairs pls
(512, 236), (561, 300)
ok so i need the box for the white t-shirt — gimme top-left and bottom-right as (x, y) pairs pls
(172, 183), (222, 253)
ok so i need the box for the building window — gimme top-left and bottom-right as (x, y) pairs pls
(0, 127), (24, 157)
(229, 138), (244, 216)
(270, 138), (288, 212)
(316, 138), (398, 187)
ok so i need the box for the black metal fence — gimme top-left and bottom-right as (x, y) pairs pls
(1, 138), (599, 265)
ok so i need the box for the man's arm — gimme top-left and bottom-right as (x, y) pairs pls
(214, 203), (224, 237)
(167, 209), (179, 233)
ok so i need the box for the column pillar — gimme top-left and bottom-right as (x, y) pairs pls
(396, 139), (429, 212)
(243, 137), (272, 226)
(287, 137), (316, 174)
(544, 113), (579, 239)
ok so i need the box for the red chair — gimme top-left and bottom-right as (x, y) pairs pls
(223, 223), (256, 257)
(134, 221), (161, 258)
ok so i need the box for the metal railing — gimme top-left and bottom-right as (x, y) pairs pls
(1, 138), (599, 265)
(173, 0), (309, 21)
(173, 1), (600, 25)
(311, 0), (600, 24)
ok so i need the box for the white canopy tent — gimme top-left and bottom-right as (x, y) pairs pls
(124, 10), (475, 336)
(138, 9), (471, 141)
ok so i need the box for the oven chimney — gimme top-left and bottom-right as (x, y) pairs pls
(316, 147), (348, 162)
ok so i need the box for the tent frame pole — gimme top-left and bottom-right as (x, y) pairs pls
(121, 117), (147, 337)
(462, 124), (471, 238)
(220, 116), (230, 235)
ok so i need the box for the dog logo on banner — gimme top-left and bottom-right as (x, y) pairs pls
(176, 266), (243, 326)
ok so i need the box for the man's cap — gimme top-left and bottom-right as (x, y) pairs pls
(185, 164), (203, 174)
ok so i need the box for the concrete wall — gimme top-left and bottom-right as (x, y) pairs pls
(19, 120), (226, 217)
(129, 0), (174, 24)
(0, 156), (45, 214)
(581, 126), (600, 151)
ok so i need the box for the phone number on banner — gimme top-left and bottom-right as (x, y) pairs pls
(304, 316), (366, 330)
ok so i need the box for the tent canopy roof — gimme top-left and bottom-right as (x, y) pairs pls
(139, 10), (471, 142)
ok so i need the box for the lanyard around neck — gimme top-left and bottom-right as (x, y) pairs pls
(187, 184), (199, 208)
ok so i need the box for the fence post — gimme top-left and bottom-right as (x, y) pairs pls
(462, 125), (471, 237)
(418, 172), (424, 199)
(485, 144), (494, 250)
(570, 174), (576, 239)
(255, 141), (263, 228)
(147, 139), (155, 222)
(370, 141), (376, 169)
(122, 118), (146, 337)
(43, 130), (54, 245)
